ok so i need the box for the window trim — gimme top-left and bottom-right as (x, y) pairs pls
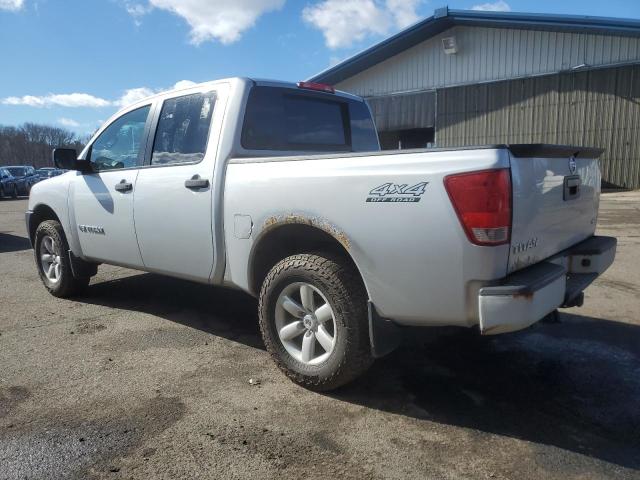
(143, 90), (218, 169)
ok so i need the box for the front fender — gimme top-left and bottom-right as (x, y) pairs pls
(28, 173), (82, 257)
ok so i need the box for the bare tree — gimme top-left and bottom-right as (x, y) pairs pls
(0, 123), (87, 168)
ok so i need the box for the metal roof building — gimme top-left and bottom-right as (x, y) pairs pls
(310, 7), (640, 189)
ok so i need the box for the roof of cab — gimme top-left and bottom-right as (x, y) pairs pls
(118, 77), (364, 115)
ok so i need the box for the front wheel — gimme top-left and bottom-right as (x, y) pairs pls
(34, 220), (89, 297)
(259, 253), (373, 391)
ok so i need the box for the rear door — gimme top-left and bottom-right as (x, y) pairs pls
(133, 84), (227, 282)
(71, 104), (152, 267)
(508, 145), (602, 273)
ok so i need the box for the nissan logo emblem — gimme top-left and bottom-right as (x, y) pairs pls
(569, 156), (577, 174)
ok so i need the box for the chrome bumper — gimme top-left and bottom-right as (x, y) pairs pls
(478, 236), (616, 335)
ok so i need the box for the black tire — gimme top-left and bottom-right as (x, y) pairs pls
(0, 185), (4, 199)
(259, 253), (373, 391)
(34, 220), (89, 298)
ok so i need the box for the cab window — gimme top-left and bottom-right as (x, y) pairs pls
(241, 86), (379, 153)
(89, 105), (151, 171)
(151, 92), (216, 165)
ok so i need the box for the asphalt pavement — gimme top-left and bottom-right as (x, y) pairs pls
(0, 192), (639, 479)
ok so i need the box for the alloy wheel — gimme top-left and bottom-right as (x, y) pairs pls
(39, 235), (62, 284)
(275, 282), (337, 365)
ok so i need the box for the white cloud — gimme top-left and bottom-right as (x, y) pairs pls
(114, 80), (197, 106)
(125, 2), (152, 17)
(173, 79), (197, 89)
(303, 0), (423, 50)
(2, 93), (111, 108)
(0, 0), (24, 11)
(2, 80), (198, 110)
(57, 117), (81, 128)
(471, 1), (511, 12)
(125, 0), (285, 44)
(124, 2), (152, 26)
(386, 0), (421, 28)
(114, 87), (156, 107)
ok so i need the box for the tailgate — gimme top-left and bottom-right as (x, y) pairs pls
(508, 145), (603, 274)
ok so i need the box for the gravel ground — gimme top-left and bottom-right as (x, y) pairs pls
(0, 192), (639, 480)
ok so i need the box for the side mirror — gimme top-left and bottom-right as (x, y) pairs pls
(53, 148), (77, 169)
(53, 148), (91, 173)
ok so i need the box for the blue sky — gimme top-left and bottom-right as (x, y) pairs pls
(2, 0), (640, 136)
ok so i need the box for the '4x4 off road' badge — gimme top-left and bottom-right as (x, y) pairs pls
(366, 182), (428, 203)
(569, 156), (577, 174)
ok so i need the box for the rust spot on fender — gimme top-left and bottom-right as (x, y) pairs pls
(512, 291), (534, 301)
(262, 214), (352, 250)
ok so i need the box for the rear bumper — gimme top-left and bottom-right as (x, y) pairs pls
(478, 235), (616, 335)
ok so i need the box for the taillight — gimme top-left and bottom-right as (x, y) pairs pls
(297, 81), (335, 93)
(444, 169), (511, 246)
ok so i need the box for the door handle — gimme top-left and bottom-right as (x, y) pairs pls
(184, 175), (210, 189)
(115, 180), (133, 192)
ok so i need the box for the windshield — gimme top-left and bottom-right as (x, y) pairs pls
(6, 167), (26, 176)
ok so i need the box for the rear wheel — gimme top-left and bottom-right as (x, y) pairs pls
(34, 220), (89, 297)
(259, 253), (373, 391)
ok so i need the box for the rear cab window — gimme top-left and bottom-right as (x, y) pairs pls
(241, 86), (379, 153)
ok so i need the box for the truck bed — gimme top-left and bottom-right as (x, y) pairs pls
(225, 144), (605, 329)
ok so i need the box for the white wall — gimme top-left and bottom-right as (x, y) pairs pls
(336, 26), (640, 97)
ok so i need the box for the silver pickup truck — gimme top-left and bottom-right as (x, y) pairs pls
(26, 78), (616, 390)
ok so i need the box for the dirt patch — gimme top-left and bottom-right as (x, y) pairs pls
(597, 278), (639, 294)
(0, 386), (30, 418)
(75, 321), (107, 335)
(201, 422), (376, 479)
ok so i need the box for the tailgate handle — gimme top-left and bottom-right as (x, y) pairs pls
(563, 175), (581, 201)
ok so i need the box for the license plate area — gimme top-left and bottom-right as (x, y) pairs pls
(563, 175), (581, 201)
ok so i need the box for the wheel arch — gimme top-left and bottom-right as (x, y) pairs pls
(29, 203), (62, 245)
(248, 219), (371, 299)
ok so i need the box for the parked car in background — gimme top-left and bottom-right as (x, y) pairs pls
(0, 168), (19, 198)
(6, 166), (40, 195)
(36, 168), (64, 180)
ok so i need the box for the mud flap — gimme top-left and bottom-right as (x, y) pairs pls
(68, 250), (99, 278)
(368, 302), (402, 358)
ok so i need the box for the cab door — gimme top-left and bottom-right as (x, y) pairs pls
(133, 86), (225, 281)
(71, 104), (153, 267)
